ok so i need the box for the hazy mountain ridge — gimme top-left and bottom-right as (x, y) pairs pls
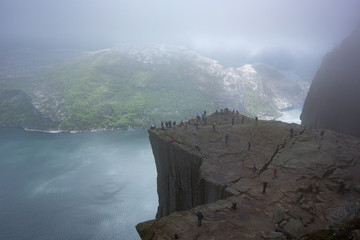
(0, 44), (308, 130)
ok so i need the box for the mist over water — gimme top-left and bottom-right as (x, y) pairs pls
(0, 128), (157, 240)
(277, 108), (302, 124)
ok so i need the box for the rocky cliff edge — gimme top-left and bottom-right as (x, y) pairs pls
(137, 110), (360, 239)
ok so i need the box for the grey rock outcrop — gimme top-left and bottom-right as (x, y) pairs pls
(137, 111), (360, 239)
(301, 22), (360, 138)
(283, 219), (306, 239)
(266, 231), (287, 240)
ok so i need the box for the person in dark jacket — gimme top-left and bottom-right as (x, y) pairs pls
(196, 211), (204, 226)
(263, 181), (268, 193)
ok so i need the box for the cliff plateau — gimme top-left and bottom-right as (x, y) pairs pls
(137, 110), (360, 239)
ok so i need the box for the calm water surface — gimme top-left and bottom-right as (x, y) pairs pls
(0, 128), (157, 240)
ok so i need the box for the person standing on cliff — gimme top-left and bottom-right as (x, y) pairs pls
(253, 165), (257, 176)
(338, 182), (345, 194)
(196, 211), (204, 226)
(272, 169), (277, 179)
(225, 133), (229, 143)
(263, 181), (268, 193)
(255, 116), (258, 125)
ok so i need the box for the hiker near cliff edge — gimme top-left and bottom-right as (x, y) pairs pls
(263, 181), (268, 193)
(253, 165), (257, 176)
(196, 211), (204, 226)
(255, 116), (258, 125)
(225, 133), (229, 143)
(338, 182), (345, 194)
(272, 169), (277, 179)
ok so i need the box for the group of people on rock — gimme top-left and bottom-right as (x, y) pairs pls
(150, 110), (211, 131)
(149, 108), (261, 132)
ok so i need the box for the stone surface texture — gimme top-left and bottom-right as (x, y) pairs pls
(137, 110), (360, 239)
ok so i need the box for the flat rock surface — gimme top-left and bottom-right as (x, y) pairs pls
(138, 111), (360, 239)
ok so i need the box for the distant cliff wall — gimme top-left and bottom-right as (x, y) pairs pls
(148, 130), (227, 218)
(301, 23), (360, 138)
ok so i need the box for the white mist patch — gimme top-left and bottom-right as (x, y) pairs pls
(30, 179), (66, 196)
(277, 108), (302, 124)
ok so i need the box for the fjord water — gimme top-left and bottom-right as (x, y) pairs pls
(0, 128), (157, 240)
(277, 108), (302, 124)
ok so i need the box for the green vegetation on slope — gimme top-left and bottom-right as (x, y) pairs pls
(241, 79), (279, 117)
(0, 90), (56, 129)
(0, 47), (300, 131)
(49, 51), (219, 130)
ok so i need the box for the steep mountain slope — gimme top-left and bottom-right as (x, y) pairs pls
(237, 63), (307, 118)
(301, 23), (360, 138)
(0, 44), (307, 130)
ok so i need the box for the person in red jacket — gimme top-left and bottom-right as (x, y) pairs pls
(273, 169), (277, 179)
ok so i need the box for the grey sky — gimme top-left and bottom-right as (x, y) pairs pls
(1, 0), (360, 69)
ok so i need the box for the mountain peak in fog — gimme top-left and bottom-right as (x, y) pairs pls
(301, 22), (360, 137)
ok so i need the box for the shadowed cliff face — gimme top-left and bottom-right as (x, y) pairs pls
(138, 111), (360, 239)
(301, 23), (360, 138)
(149, 131), (204, 218)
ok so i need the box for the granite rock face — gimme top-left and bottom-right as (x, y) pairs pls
(137, 110), (360, 239)
(301, 23), (360, 138)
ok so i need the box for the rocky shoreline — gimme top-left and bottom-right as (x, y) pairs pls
(1, 125), (145, 134)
